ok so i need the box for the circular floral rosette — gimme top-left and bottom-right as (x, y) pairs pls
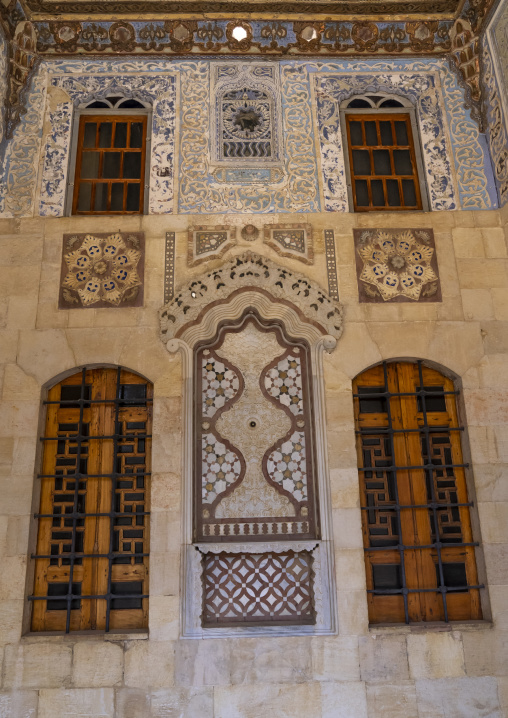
(358, 231), (437, 301)
(62, 233), (141, 306)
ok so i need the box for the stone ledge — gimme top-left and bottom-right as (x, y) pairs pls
(20, 629), (149, 643)
(369, 621), (493, 635)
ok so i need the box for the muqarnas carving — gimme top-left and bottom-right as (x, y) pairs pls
(263, 224), (313, 265)
(188, 226), (237, 266)
(59, 232), (144, 309)
(353, 228), (441, 303)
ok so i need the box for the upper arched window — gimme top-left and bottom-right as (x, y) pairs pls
(30, 367), (152, 632)
(353, 360), (482, 624)
(341, 94), (428, 212)
(69, 96), (150, 216)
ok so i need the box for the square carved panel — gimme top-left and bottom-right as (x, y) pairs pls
(353, 228), (441, 303)
(188, 225), (237, 266)
(59, 232), (144, 309)
(201, 549), (316, 627)
(263, 224), (313, 264)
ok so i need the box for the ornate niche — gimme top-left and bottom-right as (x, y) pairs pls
(211, 64), (284, 185)
(160, 252), (342, 637)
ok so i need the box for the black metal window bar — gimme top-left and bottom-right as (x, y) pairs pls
(30, 367), (152, 633)
(355, 360), (483, 624)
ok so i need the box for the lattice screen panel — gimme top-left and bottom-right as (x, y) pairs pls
(201, 550), (315, 627)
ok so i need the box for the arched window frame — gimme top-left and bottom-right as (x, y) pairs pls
(29, 366), (153, 633)
(353, 358), (485, 625)
(339, 93), (430, 213)
(65, 96), (152, 217)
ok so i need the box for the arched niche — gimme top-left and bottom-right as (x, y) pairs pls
(159, 252), (342, 637)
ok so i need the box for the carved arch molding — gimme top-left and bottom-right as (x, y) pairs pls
(159, 252), (342, 636)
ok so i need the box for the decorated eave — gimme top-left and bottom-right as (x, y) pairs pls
(0, 0), (497, 141)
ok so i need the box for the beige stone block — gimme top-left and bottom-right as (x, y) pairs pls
(330, 468), (361, 509)
(468, 426), (501, 465)
(0, 600), (23, 644)
(481, 321), (508, 354)
(71, 642), (123, 687)
(474, 211), (502, 228)
(332, 508), (363, 550)
(311, 636), (360, 682)
(366, 681), (418, 718)
(149, 552), (180, 596)
(228, 637), (313, 684)
(457, 259), (508, 289)
(65, 328), (127, 368)
(478, 354), (508, 388)
(11, 437), (38, 477)
(1, 365), (39, 401)
(462, 629), (508, 676)
(356, 211), (435, 228)
(472, 464), (508, 502)
(7, 297), (37, 330)
(367, 322), (436, 363)
(464, 387), (508, 426)
(321, 681), (368, 718)
(0, 331), (18, 364)
(0, 690), (38, 718)
(483, 228), (507, 258)
(0, 267), (40, 299)
(214, 682), (322, 718)
(491, 288), (508, 320)
(5, 515), (31, 557)
(461, 290), (494, 321)
(488, 586), (508, 629)
(477, 503), (508, 543)
(115, 688), (150, 718)
(0, 471), (36, 514)
(484, 543), (508, 585)
(335, 234), (356, 264)
(337, 590), (369, 636)
(124, 641), (174, 689)
(38, 688), (115, 718)
(175, 639), (230, 687)
(399, 302), (439, 322)
(452, 228), (485, 258)
(4, 643), (72, 688)
(66, 308), (97, 328)
(148, 595), (179, 641)
(497, 676), (508, 712)
(333, 323), (382, 379)
(0, 298), (7, 329)
(359, 634), (409, 682)
(362, 302), (403, 323)
(427, 322), (484, 376)
(0, 437), (13, 474)
(326, 429), (358, 471)
(150, 511), (180, 553)
(415, 676), (503, 718)
(92, 307), (140, 328)
(17, 330), (75, 385)
(323, 360), (353, 393)
(151, 472), (181, 512)
(0, 555), (26, 599)
(325, 391), (355, 428)
(150, 687), (214, 718)
(407, 632), (465, 679)
(454, 212), (479, 228)
(335, 549), (367, 591)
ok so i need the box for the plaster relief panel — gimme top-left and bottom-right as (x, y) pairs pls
(59, 231), (144, 308)
(263, 223), (314, 264)
(353, 228), (441, 302)
(195, 314), (319, 542)
(188, 225), (237, 266)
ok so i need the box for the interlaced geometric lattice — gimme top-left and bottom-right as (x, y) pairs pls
(354, 360), (483, 624)
(201, 550), (315, 626)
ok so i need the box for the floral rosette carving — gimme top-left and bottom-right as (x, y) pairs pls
(358, 230), (438, 301)
(61, 233), (142, 307)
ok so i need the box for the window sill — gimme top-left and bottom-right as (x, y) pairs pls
(369, 620), (492, 635)
(21, 629), (149, 643)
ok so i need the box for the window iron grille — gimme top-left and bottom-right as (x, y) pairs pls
(30, 367), (152, 633)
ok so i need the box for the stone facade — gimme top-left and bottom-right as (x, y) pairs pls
(0, 11), (508, 718)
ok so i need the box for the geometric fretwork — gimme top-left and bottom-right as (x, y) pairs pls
(354, 360), (482, 625)
(31, 367), (152, 633)
(201, 550), (315, 626)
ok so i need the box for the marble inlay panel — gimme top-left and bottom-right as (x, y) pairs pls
(353, 227), (441, 302)
(263, 224), (313, 264)
(188, 225), (237, 266)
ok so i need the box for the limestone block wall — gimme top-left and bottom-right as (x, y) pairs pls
(0, 207), (507, 716)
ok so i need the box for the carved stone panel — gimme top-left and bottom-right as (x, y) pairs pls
(59, 232), (144, 308)
(263, 223), (313, 265)
(195, 312), (319, 543)
(353, 228), (441, 303)
(188, 225), (237, 266)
